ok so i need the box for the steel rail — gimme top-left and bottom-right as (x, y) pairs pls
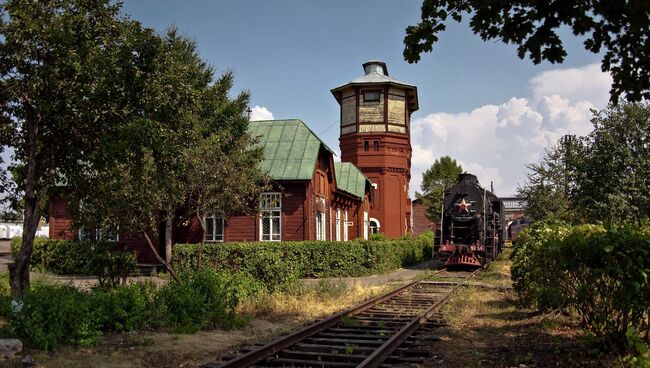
(356, 268), (481, 368)
(204, 268), (475, 368)
(204, 274), (434, 368)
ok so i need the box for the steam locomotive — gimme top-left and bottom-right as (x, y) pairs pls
(434, 173), (504, 269)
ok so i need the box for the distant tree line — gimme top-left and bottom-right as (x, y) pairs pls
(0, 0), (269, 297)
(518, 102), (650, 224)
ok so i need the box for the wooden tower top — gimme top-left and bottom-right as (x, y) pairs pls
(331, 61), (419, 137)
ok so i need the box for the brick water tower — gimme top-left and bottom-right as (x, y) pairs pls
(331, 61), (419, 238)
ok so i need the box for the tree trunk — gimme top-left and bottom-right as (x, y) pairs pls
(10, 113), (42, 299)
(141, 230), (178, 282)
(196, 213), (206, 269)
(165, 215), (173, 264)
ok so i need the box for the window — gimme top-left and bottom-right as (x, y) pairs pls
(344, 210), (349, 241)
(363, 91), (380, 102)
(260, 193), (281, 241)
(335, 209), (341, 241)
(205, 214), (224, 242)
(316, 211), (326, 240)
(373, 141), (379, 151)
(80, 226), (119, 242)
(364, 141), (369, 151)
(369, 219), (380, 235)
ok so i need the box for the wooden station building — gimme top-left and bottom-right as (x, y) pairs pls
(49, 61), (419, 263)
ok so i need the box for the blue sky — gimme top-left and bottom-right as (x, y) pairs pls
(121, 1), (611, 196)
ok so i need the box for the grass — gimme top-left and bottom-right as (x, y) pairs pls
(23, 279), (390, 368)
(239, 279), (390, 321)
(426, 248), (620, 367)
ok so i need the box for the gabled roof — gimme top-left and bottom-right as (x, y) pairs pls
(249, 119), (334, 181)
(334, 162), (371, 199)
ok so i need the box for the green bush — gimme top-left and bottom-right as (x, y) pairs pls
(5, 268), (257, 349)
(511, 222), (650, 353)
(88, 282), (161, 332)
(369, 233), (388, 241)
(9, 284), (101, 349)
(156, 268), (247, 332)
(173, 238), (432, 290)
(10, 238), (136, 283)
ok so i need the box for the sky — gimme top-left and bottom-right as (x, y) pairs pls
(117, 1), (610, 196)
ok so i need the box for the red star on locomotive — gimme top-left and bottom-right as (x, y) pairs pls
(456, 198), (471, 214)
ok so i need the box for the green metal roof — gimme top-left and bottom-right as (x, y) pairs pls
(249, 119), (335, 180)
(334, 162), (370, 199)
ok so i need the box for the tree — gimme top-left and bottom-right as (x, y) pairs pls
(404, 1), (650, 102)
(0, 0), (154, 297)
(572, 103), (650, 223)
(416, 156), (462, 223)
(517, 138), (579, 223)
(182, 70), (271, 269)
(184, 132), (271, 269)
(69, 29), (213, 282)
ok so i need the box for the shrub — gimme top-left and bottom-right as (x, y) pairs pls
(88, 282), (161, 332)
(511, 222), (650, 353)
(9, 284), (101, 349)
(369, 233), (388, 241)
(173, 239), (432, 290)
(6, 268), (259, 348)
(10, 238), (136, 282)
(156, 268), (246, 332)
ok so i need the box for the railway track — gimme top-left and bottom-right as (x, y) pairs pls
(203, 268), (480, 368)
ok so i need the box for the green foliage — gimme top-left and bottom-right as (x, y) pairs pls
(516, 140), (579, 223)
(518, 102), (650, 224)
(369, 233), (388, 241)
(156, 269), (246, 332)
(511, 223), (650, 354)
(416, 156), (462, 223)
(0, 0), (165, 296)
(404, 0), (650, 102)
(573, 103), (650, 223)
(88, 282), (161, 333)
(8, 284), (101, 350)
(11, 238), (136, 285)
(4, 268), (255, 349)
(173, 238), (432, 288)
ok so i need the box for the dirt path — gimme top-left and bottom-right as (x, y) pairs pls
(422, 249), (618, 367)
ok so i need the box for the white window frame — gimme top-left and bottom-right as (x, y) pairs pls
(363, 211), (369, 240)
(344, 210), (349, 241)
(259, 192), (282, 241)
(335, 209), (341, 241)
(316, 211), (326, 241)
(204, 213), (224, 242)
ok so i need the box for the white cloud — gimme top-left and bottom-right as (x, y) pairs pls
(530, 63), (612, 108)
(409, 63), (611, 197)
(249, 105), (274, 121)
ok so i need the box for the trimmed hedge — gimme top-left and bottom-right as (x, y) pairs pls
(173, 236), (433, 285)
(10, 238), (137, 287)
(511, 222), (650, 355)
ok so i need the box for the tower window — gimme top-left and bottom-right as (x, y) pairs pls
(364, 141), (369, 151)
(363, 91), (380, 102)
(373, 141), (379, 151)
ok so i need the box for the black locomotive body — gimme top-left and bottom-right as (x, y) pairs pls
(435, 173), (504, 269)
